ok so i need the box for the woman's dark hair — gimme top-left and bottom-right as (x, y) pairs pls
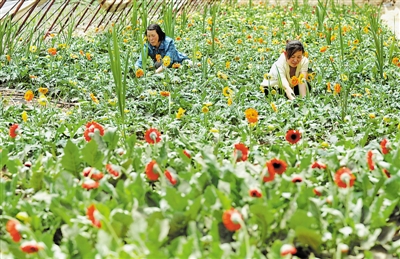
(145, 24), (166, 42)
(285, 40), (305, 58)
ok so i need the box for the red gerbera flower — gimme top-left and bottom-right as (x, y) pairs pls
(367, 150), (374, 170)
(280, 244), (297, 256)
(164, 170), (177, 185)
(334, 167), (356, 188)
(222, 208), (242, 231)
(183, 150), (191, 159)
(285, 130), (301, 144)
(6, 219), (21, 242)
(382, 169), (391, 178)
(291, 175), (303, 183)
(82, 167), (104, 181)
(84, 121), (105, 141)
(249, 189), (262, 198)
(9, 124), (19, 138)
(311, 161), (327, 169)
(87, 204), (101, 228)
(82, 179), (100, 190)
(263, 166), (275, 182)
(234, 143), (249, 162)
(20, 241), (44, 254)
(105, 163), (121, 178)
(266, 158), (287, 175)
(145, 160), (160, 181)
(313, 187), (323, 196)
(380, 138), (390, 155)
(144, 128), (161, 144)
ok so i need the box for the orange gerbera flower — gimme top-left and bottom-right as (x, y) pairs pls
(311, 161), (327, 169)
(249, 189), (262, 198)
(367, 150), (374, 170)
(144, 128), (161, 144)
(266, 158), (287, 175)
(334, 83), (341, 94)
(105, 164), (120, 178)
(24, 90), (34, 101)
(334, 167), (356, 188)
(234, 143), (249, 162)
(87, 204), (101, 228)
(380, 138), (390, 155)
(320, 46), (328, 52)
(20, 241), (44, 254)
(9, 124), (19, 138)
(136, 68), (144, 78)
(85, 52), (92, 61)
(160, 91), (170, 97)
(290, 76), (299, 86)
(145, 160), (160, 181)
(164, 170), (177, 185)
(222, 208), (242, 231)
(48, 47), (57, 56)
(156, 54), (162, 62)
(285, 130), (301, 144)
(245, 108), (258, 123)
(6, 219), (22, 242)
(84, 121), (105, 142)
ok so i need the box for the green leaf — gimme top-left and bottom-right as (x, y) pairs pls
(165, 187), (188, 211)
(81, 140), (104, 169)
(50, 202), (71, 225)
(0, 148), (8, 168)
(6, 158), (20, 175)
(184, 195), (202, 221)
(295, 226), (322, 252)
(76, 234), (97, 258)
(289, 209), (318, 230)
(61, 140), (81, 175)
(215, 188), (232, 210)
(103, 127), (119, 151)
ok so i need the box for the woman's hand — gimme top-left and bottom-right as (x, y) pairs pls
(155, 66), (164, 73)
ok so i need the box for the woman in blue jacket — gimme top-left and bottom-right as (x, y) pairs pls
(135, 24), (190, 73)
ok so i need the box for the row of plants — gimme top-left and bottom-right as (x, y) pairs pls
(1, 0), (400, 258)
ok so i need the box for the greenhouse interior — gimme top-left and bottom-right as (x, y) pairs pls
(1, 0), (400, 258)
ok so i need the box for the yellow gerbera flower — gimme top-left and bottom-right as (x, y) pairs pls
(223, 87), (233, 97)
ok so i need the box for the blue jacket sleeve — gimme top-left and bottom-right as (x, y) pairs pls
(164, 40), (180, 65)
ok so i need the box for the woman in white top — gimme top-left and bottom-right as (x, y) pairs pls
(261, 40), (309, 100)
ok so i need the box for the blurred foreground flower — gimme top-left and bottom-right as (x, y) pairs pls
(234, 143), (249, 162)
(84, 121), (105, 141)
(222, 208), (242, 231)
(334, 167), (355, 188)
(144, 128), (161, 144)
(87, 204), (101, 228)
